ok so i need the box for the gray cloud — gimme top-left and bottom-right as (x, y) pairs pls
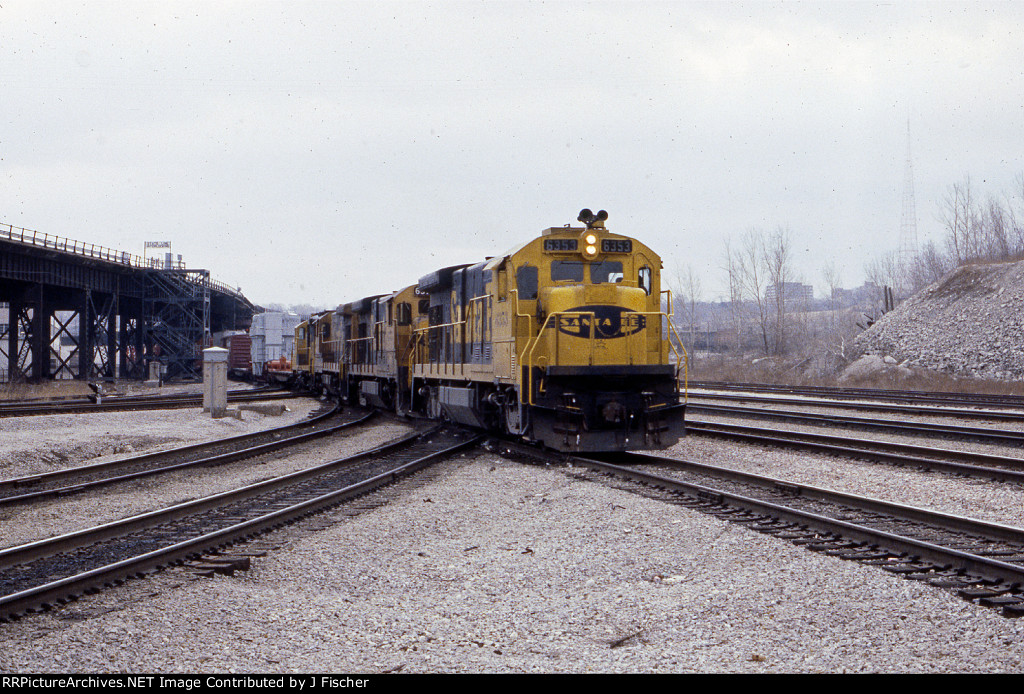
(3, 1), (1023, 307)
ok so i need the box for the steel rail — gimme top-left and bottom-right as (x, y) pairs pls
(2, 424), (435, 565)
(0, 427), (481, 621)
(687, 391), (1024, 422)
(689, 402), (1024, 445)
(689, 380), (1024, 409)
(0, 389), (295, 417)
(569, 452), (1024, 591)
(0, 408), (376, 506)
(0, 384), (275, 403)
(686, 420), (1024, 483)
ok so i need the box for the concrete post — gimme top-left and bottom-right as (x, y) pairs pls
(203, 347), (229, 418)
(146, 360), (162, 387)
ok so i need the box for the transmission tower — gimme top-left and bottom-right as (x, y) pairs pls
(899, 119), (919, 267)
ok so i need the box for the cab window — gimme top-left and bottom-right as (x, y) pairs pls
(551, 261), (584, 282)
(497, 268), (508, 302)
(516, 265), (539, 300)
(638, 267), (652, 295)
(396, 302), (412, 326)
(591, 261), (624, 284)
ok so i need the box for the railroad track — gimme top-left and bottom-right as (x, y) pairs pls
(685, 419), (1024, 484)
(7, 389), (1021, 623)
(689, 380), (1024, 410)
(687, 391), (1024, 422)
(517, 446), (1024, 618)
(0, 426), (481, 622)
(0, 387), (293, 418)
(689, 402), (1024, 446)
(0, 404), (376, 506)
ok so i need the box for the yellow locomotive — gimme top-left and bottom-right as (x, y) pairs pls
(407, 209), (686, 451)
(292, 309), (343, 395)
(291, 210), (687, 452)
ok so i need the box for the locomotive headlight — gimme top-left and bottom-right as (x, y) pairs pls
(581, 231), (600, 259)
(585, 244), (598, 255)
(585, 233), (598, 245)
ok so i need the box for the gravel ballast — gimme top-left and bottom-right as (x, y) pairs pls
(854, 259), (1024, 382)
(2, 401), (1024, 673)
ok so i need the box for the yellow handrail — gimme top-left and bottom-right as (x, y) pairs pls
(521, 311), (593, 405)
(659, 286), (691, 395)
(509, 288), (534, 397)
(661, 313), (689, 401)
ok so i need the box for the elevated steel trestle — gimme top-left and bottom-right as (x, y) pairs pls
(0, 223), (257, 382)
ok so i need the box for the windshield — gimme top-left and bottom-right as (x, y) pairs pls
(591, 261), (624, 284)
(551, 260), (624, 284)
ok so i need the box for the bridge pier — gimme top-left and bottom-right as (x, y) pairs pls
(6, 282), (51, 381)
(119, 302), (147, 380)
(3, 283), (123, 382)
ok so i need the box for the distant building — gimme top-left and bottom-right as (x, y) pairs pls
(765, 282), (814, 305)
(831, 282), (879, 309)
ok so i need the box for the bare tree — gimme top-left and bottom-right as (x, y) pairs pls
(722, 227), (800, 356)
(764, 226), (795, 354)
(734, 228), (771, 355)
(862, 171), (1024, 314)
(906, 239), (954, 291)
(666, 262), (704, 369)
(821, 260), (842, 335)
(1011, 173), (1024, 251)
(940, 176), (978, 263)
(864, 251), (902, 304)
(980, 195), (1012, 260)
(720, 239), (744, 353)
(680, 264), (702, 358)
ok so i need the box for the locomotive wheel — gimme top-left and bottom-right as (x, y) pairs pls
(503, 395), (530, 436)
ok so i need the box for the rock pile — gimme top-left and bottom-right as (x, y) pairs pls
(853, 259), (1024, 382)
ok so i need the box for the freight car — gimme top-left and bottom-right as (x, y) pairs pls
(213, 331), (252, 378)
(294, 210), (687, 452)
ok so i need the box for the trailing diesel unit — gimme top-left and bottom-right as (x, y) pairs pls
(292, 309), (342, 395)
(341, 285), (425, 412)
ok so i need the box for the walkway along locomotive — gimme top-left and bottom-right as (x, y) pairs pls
(293, 210), (688, 452)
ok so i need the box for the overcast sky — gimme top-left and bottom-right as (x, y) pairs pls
(3, 1), (1023, 309)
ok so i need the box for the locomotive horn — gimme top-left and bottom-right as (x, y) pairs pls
(577, 208), (608, 229)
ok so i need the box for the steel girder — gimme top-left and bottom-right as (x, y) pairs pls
(143, 270), (210, 381)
